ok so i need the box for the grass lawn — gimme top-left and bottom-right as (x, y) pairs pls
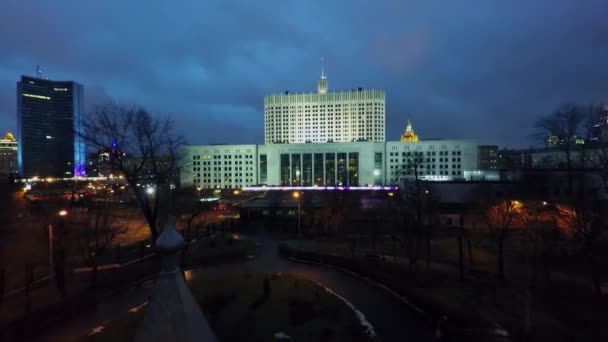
(81, 273), (376, 342)
(182, 235), (257, 267)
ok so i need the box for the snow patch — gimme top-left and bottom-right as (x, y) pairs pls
(273, 331), (291, 339)
(314, 281), (377, 338)
(493, 324), (510, 337)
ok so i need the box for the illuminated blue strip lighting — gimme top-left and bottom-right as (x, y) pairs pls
(242, 186), (397, 191)
(17, 176), (108, 183)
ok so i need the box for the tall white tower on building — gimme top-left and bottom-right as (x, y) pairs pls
(264, 67), (385, 144)
(317, 59), (328, 94)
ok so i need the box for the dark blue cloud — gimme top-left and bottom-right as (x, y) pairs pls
(1, 0), (607, 147)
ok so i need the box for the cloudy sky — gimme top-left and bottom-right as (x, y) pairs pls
(1, 0), (607, 147)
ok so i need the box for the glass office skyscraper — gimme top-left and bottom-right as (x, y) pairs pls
(17, 75), (85, 178)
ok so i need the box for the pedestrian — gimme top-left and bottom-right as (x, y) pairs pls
(435, 315), (448, 341)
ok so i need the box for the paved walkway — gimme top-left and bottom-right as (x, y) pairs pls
(38, 230), (435, 342)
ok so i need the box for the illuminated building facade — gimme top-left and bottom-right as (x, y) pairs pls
(182, 71), (478, 189)
(400, 120), (419, 142)
(181, 140), (478, 189)
(0, 132), (18, 176)
(264, 72), (385, 144)
(17, 75), (85, 178)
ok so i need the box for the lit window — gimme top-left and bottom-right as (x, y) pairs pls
(53, 88), (68, 91)
(23, 93), (51, 100)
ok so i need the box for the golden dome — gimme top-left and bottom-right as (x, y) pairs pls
(3, 132), (16, 142)
(400, 120), (419, 142)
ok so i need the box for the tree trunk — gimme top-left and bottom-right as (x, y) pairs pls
(590, 256), (603, 296)
(425, 228), (431, 270)
(458, 235), (464, 281)
(90, 257), (98, 289)
(497, 238), (505, 282)
(467, 239), (474, 266)
(181, 244), (189, 267)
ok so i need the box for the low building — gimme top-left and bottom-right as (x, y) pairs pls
(0, 132), (18, 176)
(180, 140), (478, 189)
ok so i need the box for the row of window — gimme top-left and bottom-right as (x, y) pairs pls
(388, 150), (462, 157)
(195, 172), (254, 178)
(266, 102), (384, 109)
(390, 164), (462, 170)
(388, 157), (462, 163)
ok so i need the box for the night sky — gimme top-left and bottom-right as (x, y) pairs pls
(1, 1), (607, 148)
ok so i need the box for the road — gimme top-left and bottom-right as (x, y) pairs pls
(37, 230), (435, 342)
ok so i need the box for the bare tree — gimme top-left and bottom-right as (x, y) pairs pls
(75, 201), (127, 288)
(396, 156), (440, 268)
(81, 103), (183, 240)
(534, 104), (587, 196)
(557, 200), (606, 296)
(472, 184), (524, 282)
(180, 201), (210, 266)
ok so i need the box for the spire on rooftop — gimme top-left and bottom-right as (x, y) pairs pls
(401, 117), (420, 142)
(318, 57), (328, 94)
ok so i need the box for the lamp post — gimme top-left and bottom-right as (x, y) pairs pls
(49, 210), (68, 276)
(293, 191), (301, 238)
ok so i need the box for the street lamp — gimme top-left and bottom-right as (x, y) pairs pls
(49, 210), (68, 276)
(292, 191), (301, 238)
(146, 187), (155, 195)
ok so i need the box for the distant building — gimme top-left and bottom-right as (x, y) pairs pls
(181, 140), (478, 189)
(591, 104), (608, 142)
(0, 132), (18, 176)
(497, 149), (532, 169)
(477, 145), (498, 169)
(400, 120), (419, 142)
(264, 72), (385, 144)
(183, 71), (479, 189)
(17, 75), (85, 178)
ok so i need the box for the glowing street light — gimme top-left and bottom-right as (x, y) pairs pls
(293, 191), (301, 238)
(50, 209), (68, 276)
(146, 187), (155, 195)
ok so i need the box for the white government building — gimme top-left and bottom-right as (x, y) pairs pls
(264, 70), (385, 144)
(181, 72), (478, 189)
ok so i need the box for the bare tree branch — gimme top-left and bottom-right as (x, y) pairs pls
(80, 103), (184, 240)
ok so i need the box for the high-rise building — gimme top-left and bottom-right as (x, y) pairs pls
(17, 75), (85, 178)
(0, 132), (18, 176)
(264, 72), (385, 144)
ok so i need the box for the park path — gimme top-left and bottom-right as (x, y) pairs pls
(38, 230), (435, 342)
